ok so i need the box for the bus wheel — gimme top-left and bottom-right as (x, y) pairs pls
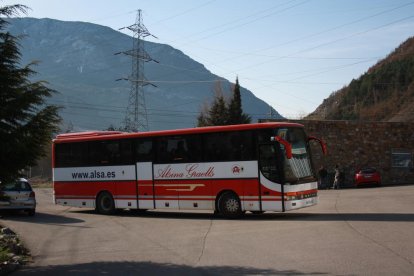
(218, 192), (242, 219)
(96, 192), (116, 215)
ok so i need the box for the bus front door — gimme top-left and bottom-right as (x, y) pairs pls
(258, 144), (284, 212)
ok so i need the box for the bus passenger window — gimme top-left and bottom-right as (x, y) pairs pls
(120, 140), (133, 164)
(136, 139), (153, 162)
(166, 137), (188, 163)
(55, 142), (88, 167)
(172, 141), (187, 161)
(105, 141), (120, 164)
(156, 138), (170, 163)
(184, 135), (202, 162)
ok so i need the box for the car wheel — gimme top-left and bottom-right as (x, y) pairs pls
(96, 192), (116, 215)
(218, 192), (242, 219)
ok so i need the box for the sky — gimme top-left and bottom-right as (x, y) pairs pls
(3, 0), (414, 118)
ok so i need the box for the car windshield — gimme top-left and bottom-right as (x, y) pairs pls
(2, 181), (32, 192)
(276, 128), (315, 184)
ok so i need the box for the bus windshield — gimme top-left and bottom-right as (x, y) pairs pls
(276, 128), (315, 184)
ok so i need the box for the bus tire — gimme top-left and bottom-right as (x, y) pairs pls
(96, 191), (116, 215)
(218, 191), (242, 219)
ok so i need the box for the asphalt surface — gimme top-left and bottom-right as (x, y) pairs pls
(1, 185), (413, 275)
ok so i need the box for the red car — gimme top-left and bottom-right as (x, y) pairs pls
(354, 167), (381, 187)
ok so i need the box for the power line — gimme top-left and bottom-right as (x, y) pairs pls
(178, 0), (310, 47)
(60, 110), (197, 128)
(142, 2), (414, 96)
(209, 1), (414, 66)
(222, 14), (414, 76)
(166, 0), (303, 45)
(149, 0), (217, 26)
(51, 98), (281, 117)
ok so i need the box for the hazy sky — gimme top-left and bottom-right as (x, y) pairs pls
(3, 0), (414, 118)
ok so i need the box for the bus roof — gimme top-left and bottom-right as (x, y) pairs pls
(56, 131), (125, 139)
(53, 122), (304, 143)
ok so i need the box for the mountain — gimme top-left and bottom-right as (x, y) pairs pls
(6, 18), (282, 131)
(307, 36), (414, 122)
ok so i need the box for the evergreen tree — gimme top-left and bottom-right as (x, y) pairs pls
(197, 78), (251, 127)
(227, 76), (251, 125)
(0, 3), (61, 183)
(197, 81), (228, 127)
(196, 110), (208, 127)
(208, 93), (228, 126)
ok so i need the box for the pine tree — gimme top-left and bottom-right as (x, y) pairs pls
(196, 110), (208, 127)
(0, 3), (61, 183)
(227, 77), (251, 125)
(208, 93), (228, 126)
(197, 81), (228, 127)
(197, 78), (251, 127)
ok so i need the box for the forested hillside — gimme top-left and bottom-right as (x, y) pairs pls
(307, 36), (414, 122)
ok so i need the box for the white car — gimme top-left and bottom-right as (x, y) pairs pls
(0, 178), (36, 216)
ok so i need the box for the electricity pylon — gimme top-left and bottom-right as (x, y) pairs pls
(116, 9), (157, 132)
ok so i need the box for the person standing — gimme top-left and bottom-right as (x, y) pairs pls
(333, 164), (341, 189)
(318, 166), (328, 189)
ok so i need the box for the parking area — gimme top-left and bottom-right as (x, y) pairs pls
(1, 185), (413, 275)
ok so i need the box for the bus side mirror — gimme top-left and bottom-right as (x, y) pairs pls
(271, 136), (292, 159)
(308, 136), (327, 155)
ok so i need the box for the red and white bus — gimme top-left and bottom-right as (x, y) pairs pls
(52, 122), (326, 218)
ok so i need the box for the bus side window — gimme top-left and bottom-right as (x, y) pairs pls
(89, 140), (120, 166)
(55, 142), (88, 167)
(230, 131), (255, 161)
(156, 138), (170, 163)
(257, 129), (274, 144)
(88, 141), (102, 166)
(154, 135), (201, 163)
(205, 131), (254, 162)
(55, 143), (69, 167)
(204, 133), (225, 161)
(186, 135), (203, 162)
(120, 139), (133, 164)
(136, 139), (153, 162)
(105, 141), (120, 164)
(173, 141), (187, 161)
(167, 137), (188, 163)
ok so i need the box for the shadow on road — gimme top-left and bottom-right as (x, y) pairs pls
(14, 261), (328, 276)
(0, 211), (85, 225)
(69, 209), (414, 222)
(285, 212), (414, 222)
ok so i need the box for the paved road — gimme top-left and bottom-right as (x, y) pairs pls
(1, 185), (413, 275)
